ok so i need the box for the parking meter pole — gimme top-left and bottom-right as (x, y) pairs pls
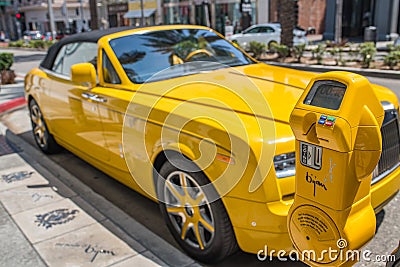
(288, 71), (384, 266)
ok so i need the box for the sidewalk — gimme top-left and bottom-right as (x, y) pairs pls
(0, 105), (197, 266)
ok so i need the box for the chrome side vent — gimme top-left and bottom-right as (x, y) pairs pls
(372, 102), (400, 184)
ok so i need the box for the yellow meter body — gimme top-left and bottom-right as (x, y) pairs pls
(288, 71), (384, 266)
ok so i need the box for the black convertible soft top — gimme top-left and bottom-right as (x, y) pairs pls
(40, 26), (136, 70)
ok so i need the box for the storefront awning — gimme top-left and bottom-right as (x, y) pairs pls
(123, 9), (156, 19)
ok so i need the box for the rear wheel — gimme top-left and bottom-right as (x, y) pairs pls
(29, 99), (60, 154)
(156, 157), (237, 263)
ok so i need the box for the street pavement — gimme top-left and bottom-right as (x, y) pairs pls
(0, 110), (198, 267)
(0, 48), (399, 267)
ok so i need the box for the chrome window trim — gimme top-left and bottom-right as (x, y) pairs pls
(40, 66), (71, 81)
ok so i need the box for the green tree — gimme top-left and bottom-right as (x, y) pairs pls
(0, 53), (14, 71)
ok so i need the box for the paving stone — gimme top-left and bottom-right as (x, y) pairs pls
(0, 153), (26, 170)
(110, 251), (163, 267)
(70, 195), (106, 223)
(100, 219), (147, 255)
(0, 166), (47, 192)
(34, 223), (137, 267)
(0, 184), (65, 215)
(0, 203), (46, 267)
(12, 198), (97, 244)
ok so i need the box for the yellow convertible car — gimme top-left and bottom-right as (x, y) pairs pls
(24, 25), (400, 262)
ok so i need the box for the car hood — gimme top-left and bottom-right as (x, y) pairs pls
(230, 63), (312, 124)
(138, 62), (398, 126)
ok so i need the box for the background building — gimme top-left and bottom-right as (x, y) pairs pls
(160, 0), (258, 35)
(0, 0), (91, 39)
(124, 0), (157, 26)
(1, 0), (399, 41)
(324, 0), (399, 41)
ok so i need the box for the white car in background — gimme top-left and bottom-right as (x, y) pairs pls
(227, 23), (308, 50)
(227, 24), (281, 50)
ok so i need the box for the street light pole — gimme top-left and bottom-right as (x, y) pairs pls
(140, 0), (144, 26)
(334, 0), (343, 44)
(79, 0), (84, 31)
(47, 0), (56, 39)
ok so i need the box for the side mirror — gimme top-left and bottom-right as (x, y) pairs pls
(71, 63), (96, 87)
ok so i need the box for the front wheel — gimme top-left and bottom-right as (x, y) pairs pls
(156, 158), (237, 263)
(29, 99), (60, 154)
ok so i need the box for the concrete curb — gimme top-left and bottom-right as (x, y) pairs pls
(0, 97), (26, 114)
(265, 61), (400, 79)
(2, 123), (198, 267)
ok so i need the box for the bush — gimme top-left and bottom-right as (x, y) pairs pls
(359, 42), (376, 68)
(384, 50), (400, 69)
(44, 40), (55, 48)
(248, 41), (266, 59)
(29, 40), (45, 49)
(292, 44), (306, 63)
(271, 43), (289, 61)
(386, 44), (400, 52)
(0, 52), (14, 71)
(9, 40), (24, 48)
(312, 43), (326, 64)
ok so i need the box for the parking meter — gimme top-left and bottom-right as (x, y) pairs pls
(288, 71), (384, 266)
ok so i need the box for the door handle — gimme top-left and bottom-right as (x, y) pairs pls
(81, 92), (92, 99)
(81, 93), (107, 103)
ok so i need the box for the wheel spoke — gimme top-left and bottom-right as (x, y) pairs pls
(34, 126), (42, 136)
(180, 220), (190, 240)
(166, 206), (184, 215)
(179, 172), (189, 196)
(193, 222), (205, 250)
(199, 215), (215, 234)
(40, 134), (47, 146)
(194, 192), (206, 206)
(166, 180), (183, 204)
(31, 113), (39, 125)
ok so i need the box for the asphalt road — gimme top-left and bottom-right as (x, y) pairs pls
(1, 48), (399, 266)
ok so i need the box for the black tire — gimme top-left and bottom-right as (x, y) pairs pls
(29, 99), (60, 154)
(156, 157), (237, 263)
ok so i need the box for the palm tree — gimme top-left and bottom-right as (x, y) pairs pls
(278, 0), (296, 47)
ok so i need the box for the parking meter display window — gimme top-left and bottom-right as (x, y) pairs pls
(303, 80), (347, 110)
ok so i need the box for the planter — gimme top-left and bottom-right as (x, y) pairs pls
(0, 70), (16, 85)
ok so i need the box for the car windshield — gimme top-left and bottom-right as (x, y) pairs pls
(109, 28), (255, 83)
